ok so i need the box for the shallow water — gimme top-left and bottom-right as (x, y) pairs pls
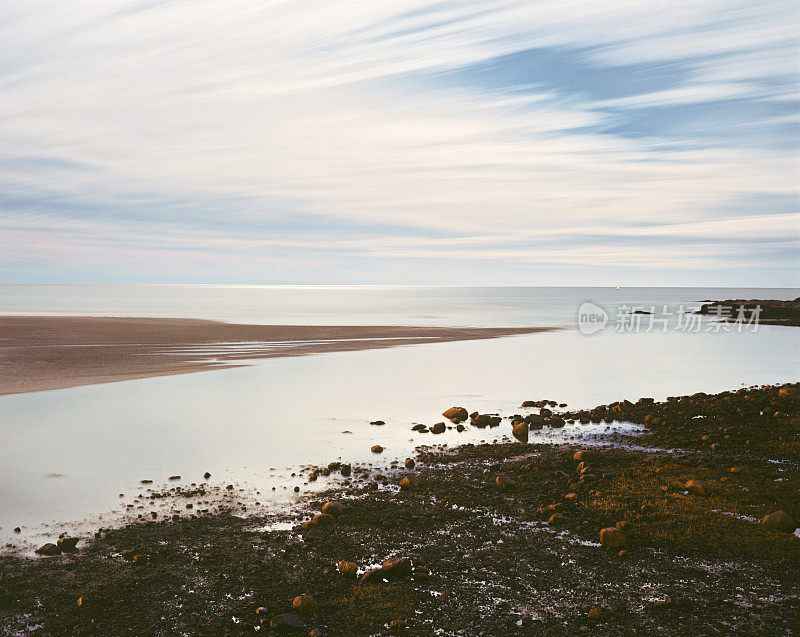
(1, 322), (797, 545)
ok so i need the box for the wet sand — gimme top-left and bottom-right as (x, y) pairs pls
(0, 316), (554, 395)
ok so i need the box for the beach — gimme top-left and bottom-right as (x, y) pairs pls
(1, 383), (797, 635)
(0, 316), (551, 395)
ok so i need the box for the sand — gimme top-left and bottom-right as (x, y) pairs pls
(0, 316), (554, 395)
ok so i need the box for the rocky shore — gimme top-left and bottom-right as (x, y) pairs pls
(696, 297), (800, 326)
(1, 384), (798, 635)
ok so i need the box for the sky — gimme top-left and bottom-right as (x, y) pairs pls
(1, 0), (798, 286)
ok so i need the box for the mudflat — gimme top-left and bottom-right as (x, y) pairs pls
(0, 316), (554, 395)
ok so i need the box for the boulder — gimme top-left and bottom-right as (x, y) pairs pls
(292, 594), (316, 612)
(685, 479), (713, 497)
(429, 422), (446, 435)
(760, 510), (797, 533)
(442, 407), (468, 423)
(599, 527), (627, 550)
(382, 557), (412, 579)
(573, 450), (596, 462)
(35, 543), (61, 556)
(312, 513), (335, 526)
(340, 464), (351, 477)
(321, 501), (344, 517)
(512, 421), (529, 443)
(411, 424), (428, 432)
(58, 537), (80, 551)
(360, 568), (384, 584)
(405, 458), (415, 469)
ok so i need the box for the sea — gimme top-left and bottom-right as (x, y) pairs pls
(0, 285), (797, 545)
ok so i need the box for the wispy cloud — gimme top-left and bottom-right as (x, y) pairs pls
(0, 0), (797, 284)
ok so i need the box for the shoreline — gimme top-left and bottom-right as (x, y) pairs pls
(1, 383), (797, 634)
(0, 316), (556, 396)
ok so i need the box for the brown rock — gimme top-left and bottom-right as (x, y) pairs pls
(382, 557), (412, 579)
(442, 407), (468, 423)
(429, 422), (446, 434)
(599, 526), (627, 550)
(405, 458), (415, 469)
(573, 450), (596, 462)
(548, 512), (566, 525)
(360, 568), (384, 584)
(270, 613), (306, 632)
(338, 561), (358, 578)
(760, 510), (797, 533)
(321, 501), (344, 517)
(685, 479), (713, 497)
(312, 513), (335, 526)
(371, 445), (384, 453)
(512, 421), (529, 443)
(292, 594), (316, 613)
(57, 537), (80, 551)
(35, 543), (61, 556)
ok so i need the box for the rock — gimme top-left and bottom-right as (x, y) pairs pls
(370, 420), (385, 426)
(616, 520), (632, 532)
(321, 501), (344, 517)
(312, 513), (335, 526)
(760, 510), (798, 533)
(404, 458), (415, 469)
(456, 424), (466, 432)
(411, 424), (428, 432)
(371, 445), (384, 453)
(685, 479), (713, 497)
(35, 543), (61, 556)
(599, 527), (627, 550)
(588, 608), (602, 619)
(340, 464), (351, 477)
(512, 421), (529, 443)
(338, 561), (358, 578)
(442, 407), (468, 423)
(382, 557), (412, 579)
(270, 613), (306, 633)
(399, 475), (421, 490)
(412, 566), (431, 580)
(360, 568), (384, 584)
(57, 537), (80, 551)
(548, 512), (566, 525)
(496, 474), (517, 491)
(168, 475), (181, 481)
(203, 472), (211, 479)
(430, 422), (446, 435)
(292, 594), (317, 612)
(573, 450), (595, 462)
(72, 624), (96, 635)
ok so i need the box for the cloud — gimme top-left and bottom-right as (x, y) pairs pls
(0, 0), (797, 284)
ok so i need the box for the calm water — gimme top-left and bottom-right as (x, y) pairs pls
(0, 286), (798, 545)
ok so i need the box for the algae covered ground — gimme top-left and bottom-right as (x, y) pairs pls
(1, 384), (798, 635)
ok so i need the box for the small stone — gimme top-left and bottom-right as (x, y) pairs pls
(168, 475), (181, 481)
(371, 445), (384, 454)
(512, 421), (529, 443)
(548, 512), (566, 525)
(573, 450), (596, 462)
(340, 464), (352, 477)
(430, 422), (446, 434)
(588, 608), (602, 619)
(405, 458), (415, 469)
(203, 472), (211, 479)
